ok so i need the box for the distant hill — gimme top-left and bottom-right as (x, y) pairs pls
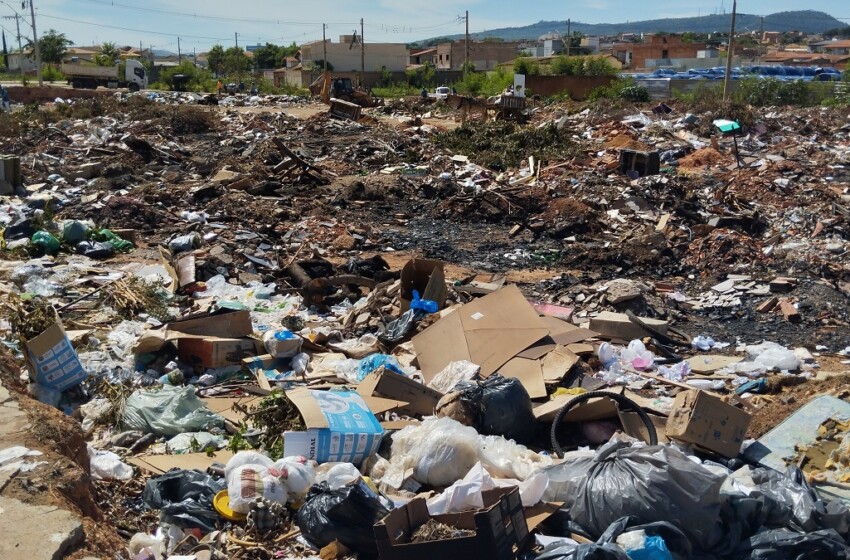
(426, 10), (847, 43)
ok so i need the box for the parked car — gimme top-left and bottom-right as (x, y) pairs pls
(435, 86), (451, 100)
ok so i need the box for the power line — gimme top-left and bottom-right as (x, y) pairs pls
(40, 13), (273, 42)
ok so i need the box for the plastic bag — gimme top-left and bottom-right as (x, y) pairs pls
(31, 231), (60, 255)
(737, 528), (850, 559)
(428, 360), (480, 394)
(453, 374), (536, 444)
(143, 469), (226, 532)
(479, 434), (553, 480)
(541, 440), (726, 551)
(296, 480), (391, 557)
(263, 329), (303, 358)
(166, 432), (226, 454)
(76, 240), (114, 259)
(390, 416), (480, 487)
(328, 334), (380, 359)
(379, 309), (417, 344)
(123, 386), (224, 437)
(228, 464), (289, 514)
(61, 220), (90, 243)
(88, 446), (133, 481)
(357, 353), (405, 382)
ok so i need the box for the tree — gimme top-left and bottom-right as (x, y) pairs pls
(28, 29), (73, 66)
(95, 42), (118, 66)
(253, 42), (283, 70)
(222, 46), (250, 76)
(206, 44), (225, 75)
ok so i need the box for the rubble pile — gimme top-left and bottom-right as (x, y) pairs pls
(0, 90), (849, 560)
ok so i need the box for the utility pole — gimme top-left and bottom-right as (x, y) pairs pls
(27, 0), (42, 86)
(723, 0), (737, 101)
(758, 16), (764, 64)
(566, 18), (571, 57)
(235, 32), (239, 48)
(177, 36), (181, 63)
(193, 46), (196, 62)
(464, 10), (469, 73)
(2, 14), (22, 54)
(360, 17), (364, 85)
(322, 23), (327, 72)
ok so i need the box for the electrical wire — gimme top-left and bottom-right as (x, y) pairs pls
(40, 13), (232, 40)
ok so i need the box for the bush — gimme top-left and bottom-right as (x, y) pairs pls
(588, 78), (648, 103)
(514, 57), (540, 76)
(42, 66), (65, 83)
(453, 67), (513, 97)
(733, 77), (830, 107)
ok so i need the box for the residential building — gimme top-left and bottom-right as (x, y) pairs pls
(5, 50), (36, 73)
(824, 40), (850, 56)
(300, 36), (407, 72)
(612, 35), (707, 69)
(409, 48), (437, 66)
(436, 40), (523, 70)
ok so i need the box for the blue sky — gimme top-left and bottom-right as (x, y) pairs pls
(0, 0), (847, 54)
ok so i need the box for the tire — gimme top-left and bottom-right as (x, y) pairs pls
(550, 390), (658, 458)
(128, 83), (140, 93)
(71, 79), (81, 89)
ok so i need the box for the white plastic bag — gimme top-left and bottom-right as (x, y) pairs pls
(227, 464), (288, 514)
(479, 434), (553, 480)
(428, 360), (480, 393)
(263, 329), (303, 358)
(388, 417), (480, 487)
(225, 451), (274, 481)
(326, 463), (362, 490)
(88, 446), (133, 481)
(276, 455), (316, 496)
(328, 334), (380, 359)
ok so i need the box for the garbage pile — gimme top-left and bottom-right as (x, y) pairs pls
(0, 92), (850, 559)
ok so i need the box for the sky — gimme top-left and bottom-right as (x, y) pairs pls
(0, 0), (847, 55)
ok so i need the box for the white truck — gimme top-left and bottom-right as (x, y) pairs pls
(60, 59), (148, 92)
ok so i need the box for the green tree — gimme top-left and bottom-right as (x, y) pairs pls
(406, 62), (436, 87)
(28, 29), (73, 66)
(95, 42), (119, 66)
(222, 46), (250, 76)
(253, 42), (283, 70)
(206, 44), (225, 75)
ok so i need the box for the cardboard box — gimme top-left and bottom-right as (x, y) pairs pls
(134, 309), (253, 354)
(283, 389), (384, 465)
(589, 311), (668, 341)
(178, 337), (262, 368)
(357, 367), (443, 417)
(24, 321), (88, 391)
(412, 285), (550, 383)
(666, 390), (751, 458)
(374, 487), (528, 560)
(400, 259), (448, 313)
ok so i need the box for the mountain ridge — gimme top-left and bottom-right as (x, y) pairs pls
(423, 10), (847, 43)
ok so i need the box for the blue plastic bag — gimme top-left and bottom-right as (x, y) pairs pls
(627, 536), (673, 560)
(357, 353), (405, 381)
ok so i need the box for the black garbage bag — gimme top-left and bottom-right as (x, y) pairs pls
(720, 465), (850, 545)
(535, 541), (630, 560)
(379, 309), (418, 344)
(142, 469), (226, 533)
(76, 240), (115, 259)
(735, 528), (850, 559)
(296, 481), (391, 558)
(454, 374), (536, 443)
(541, 440), (726, 552)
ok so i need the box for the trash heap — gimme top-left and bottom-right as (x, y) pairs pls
(0, 91), (850, 560)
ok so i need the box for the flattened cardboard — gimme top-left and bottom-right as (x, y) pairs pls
(400, 259), (448, 313)
(178, 337), (262, 368)
(686, 355), (742, 374)
(357, 367), (443, 417)
(134, 309), (253, 354)
(284, 388), (384, 464)
(202, 396), (262, 423)
(498, 357), (547, 399)
(24, 321), (87, 391)
(589, 311), (668, 341)
(541, 346), (580, 382)
(454, 272), (507, 296)
(412, 285), (550, 383)
(666, 389), (751, 458)
(532, 302), (574, 321)
(128, 450), (235, 475)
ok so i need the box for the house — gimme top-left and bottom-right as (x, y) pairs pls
(762, 51), (848, 69)
(300, 36), (407, 72)
(435, 40), (523, 70)
(612, 35), (707, 69)
(5, 50), (36, 73)
(762, 31), (782, 45)
(824, 40), (850, 56)
(409, 48), (437, 66)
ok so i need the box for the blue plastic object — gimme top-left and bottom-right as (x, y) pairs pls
(627, 535), (673, 560)
(357, 353), (405, 381)
(410, 289), (438, 313)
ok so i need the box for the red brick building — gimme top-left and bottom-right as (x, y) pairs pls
(612, 35), (707, 69)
